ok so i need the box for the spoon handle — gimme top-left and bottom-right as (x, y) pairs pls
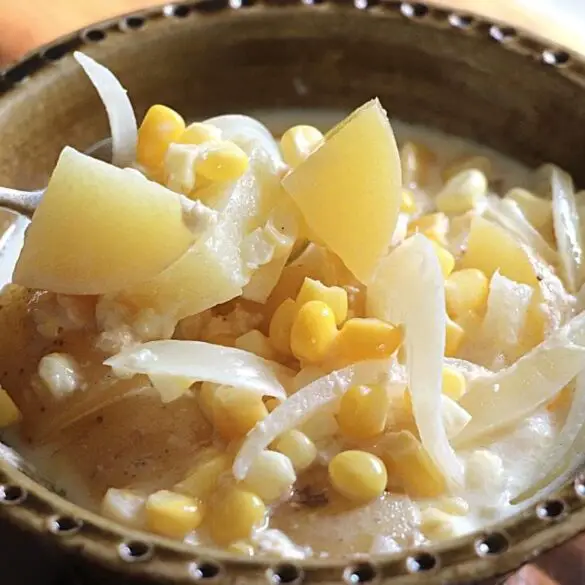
(0, 188), (43, 218)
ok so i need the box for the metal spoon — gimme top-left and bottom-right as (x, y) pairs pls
(0, 140), (112, 218)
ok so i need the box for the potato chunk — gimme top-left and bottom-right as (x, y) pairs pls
(14, 147), (193, 295)
(118, 149), (281, 319)
(282, 99), (401, 283)
(460, 216), (538, 286)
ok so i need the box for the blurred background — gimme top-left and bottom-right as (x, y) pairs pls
(0, 0), (585, 67)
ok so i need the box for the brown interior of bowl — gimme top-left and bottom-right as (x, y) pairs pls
(2, 2), (585, 191)
(1, 2), (585, 585)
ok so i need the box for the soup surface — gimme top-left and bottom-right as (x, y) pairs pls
(0, 53), (582, 559)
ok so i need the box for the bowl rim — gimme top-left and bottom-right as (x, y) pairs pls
(1, 1), (585, 583)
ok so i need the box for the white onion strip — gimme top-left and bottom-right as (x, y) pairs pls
(367, 234), (464, 488)
(512, 370), (585, 503)
(455, 310), (585, 447)
(105, 340), (293, 400)
(478, 270), (532, 369)
(551, 166), (585, 293)
(204, 114), (283, 168)
(74, 52), (137, 168)
(233, 360), (399, 480)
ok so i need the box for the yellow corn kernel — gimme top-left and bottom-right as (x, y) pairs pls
(273, 430), (317, 472)
(401, 188), (417, 214)
(330, 318), (402, 368)
(329, 450), (387, 503)
(420, 508), (463, 541)
(436, 169), (488, 215)
(300, 408), (339, 441)
(397, 344), (407, 365)
(400, 141), (435, 187)
(296, 278), (348, 326)
(547, 384), (574, 412)
(101, 489), (146, 529)
(407, 213), (449, 245)
(137, 105), (185, 170)
(174, 453), (232, 501)
(290, 300), (338, 363)
(243, 451), (296, 502)
(442, 367), (466, 401)
(228, 542), (255, 556)
(430, 241), (455, 278)
(208, 487), (266, 545)
(269, 298), (298, 356)
(213, 387), (268, 441)
(179, 122), (222, 145)
(402, 388), (413, 412)
(235, 329), (279, 361)
(445, 316), (465, 357)
(280, 125), (324, 168)
(445, 269), (489, 319)
(264, 397), (281, 413)
(337, 384), (390, 440)
(197, 141), (249, 182)
(145, 490), (203, 539)
(435, 496), (469, 516)
(505, 188), (552, 233)
(198, 383), (216, 422)
(380, 431), (446, 498)
(442, 155), (492, 182)
(0, 388), (21, 428)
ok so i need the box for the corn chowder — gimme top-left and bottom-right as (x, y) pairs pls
(0, 52), (582, 558)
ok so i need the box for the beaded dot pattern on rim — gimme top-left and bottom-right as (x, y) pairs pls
(0, 2), (584, 584)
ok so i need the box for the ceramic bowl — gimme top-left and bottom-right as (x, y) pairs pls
(1, 2), (585, 584)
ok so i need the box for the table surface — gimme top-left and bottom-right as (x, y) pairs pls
(1, 1), (585, 584)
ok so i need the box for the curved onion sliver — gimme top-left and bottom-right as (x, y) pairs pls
(74, 52), (137, 168)
(105, 340), (293, 401)
(551, 166), (585, 293)
(367, 235), (464, 488)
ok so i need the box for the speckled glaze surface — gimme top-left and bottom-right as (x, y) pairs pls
(1, 2), (585, 584)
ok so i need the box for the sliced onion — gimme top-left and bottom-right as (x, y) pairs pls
(477, 271), (533, 369)
(204, 114), (283, 168)
(391, 213), (409, 247)
(551, 165), (585, 293)
(233, 359), (400, 480)
(483, 197), (558, 267)
(529, 248), (576, 332)
(367, 234), (464, 488)
(512, 371), (585, 503)
(105, 340), (293, 401)
(241, 198), (299, 302)
(74, 52), (137, 168)
(441, 395), (471, 439)
(454, 310), (585, 448)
